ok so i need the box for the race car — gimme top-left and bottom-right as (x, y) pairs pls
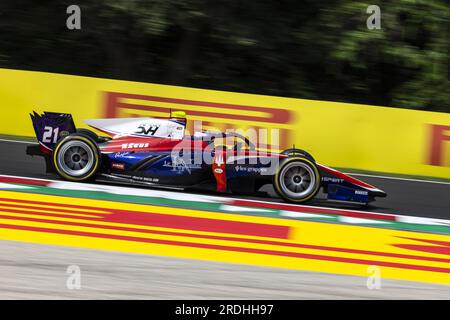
(26, 111), (386, 204)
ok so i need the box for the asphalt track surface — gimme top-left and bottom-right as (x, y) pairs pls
(1, 140), (449, 219)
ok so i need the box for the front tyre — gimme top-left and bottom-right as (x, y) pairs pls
(53, 134), (101, 181)
(274, 157), (321, 203)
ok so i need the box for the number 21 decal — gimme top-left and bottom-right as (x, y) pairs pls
(42, 126), (59, 144)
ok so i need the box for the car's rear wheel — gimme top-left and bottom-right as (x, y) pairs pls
(274, 157), (321, 203)
(53, 134), (101, 181)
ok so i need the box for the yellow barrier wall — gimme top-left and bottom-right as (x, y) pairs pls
(0, 68), (449, 179)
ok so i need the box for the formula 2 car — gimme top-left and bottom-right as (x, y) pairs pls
(27, 111), (386, 204)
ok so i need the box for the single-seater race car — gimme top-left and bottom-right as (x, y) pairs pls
(27, 111), (386, 205)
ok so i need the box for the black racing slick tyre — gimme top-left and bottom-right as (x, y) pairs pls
(53, 133), (101, 182)
(281, 148), (315, 162)
(76, 128), (99, 142)
(273, 157), (321, 203)
(77, 128), (110, 143)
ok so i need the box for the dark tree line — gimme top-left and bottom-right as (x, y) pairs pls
(0, 0), (448, 112)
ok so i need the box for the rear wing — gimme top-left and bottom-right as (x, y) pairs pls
(30, 111), (76, 153)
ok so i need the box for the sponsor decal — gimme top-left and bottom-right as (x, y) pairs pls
(322, 177), (344, 183)
(116, 174), (160, 183)
(428, 124), (450, 167)
(114, 152), (131, 158)
(125, 175), (160, 183)
(60, 130), (70, 138)
(111, 162), (125, 170)
(162, 155), (201, 174)
(136, 123), (160, 136)
(213, 149), (227, 192)
(355, 190), (369, 195)
(121, 143), (150, 150)
(235, 165), (267, 174)
(215, 154), (224, 167)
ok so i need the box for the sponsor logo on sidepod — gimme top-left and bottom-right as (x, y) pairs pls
(111, 162), (125, 170)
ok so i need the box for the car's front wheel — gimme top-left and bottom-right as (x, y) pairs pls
(53, 134), (101, 181)
(273, 157), (321, 203)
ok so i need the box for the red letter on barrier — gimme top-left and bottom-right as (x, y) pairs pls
(428, 124), (450, 166)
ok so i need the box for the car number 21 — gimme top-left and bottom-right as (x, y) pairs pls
(42, 126), (59, 144)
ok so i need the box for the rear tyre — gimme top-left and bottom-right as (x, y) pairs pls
(76, 128), (99, 142)
(77, 128), (110, 143)
(273, 157), (321, 203)
(281, 148), (315, 162)
(53, 134), (101, 181)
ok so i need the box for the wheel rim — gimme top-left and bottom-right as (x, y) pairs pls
(279, 161), (316, 199)
(57, 140), (95, 177)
